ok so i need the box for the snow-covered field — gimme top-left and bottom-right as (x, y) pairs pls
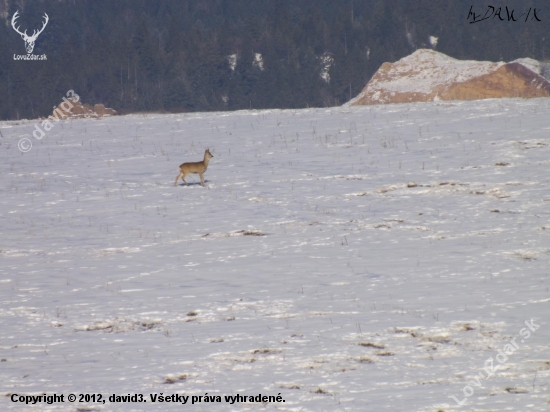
(1, 98), (549, 411)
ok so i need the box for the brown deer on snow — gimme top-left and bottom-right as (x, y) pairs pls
(174, 149), (214, 187)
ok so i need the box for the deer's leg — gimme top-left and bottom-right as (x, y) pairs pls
(182, 173), (189, 186)
(199, 173), (206, 187)
(175, 172), (183, 186)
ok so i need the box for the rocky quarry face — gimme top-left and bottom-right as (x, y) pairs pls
(347, 49), (550, 106)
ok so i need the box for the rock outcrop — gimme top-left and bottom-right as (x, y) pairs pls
(347, 49), (550, 106)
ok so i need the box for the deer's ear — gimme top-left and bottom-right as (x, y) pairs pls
(20, 34), (25, 40)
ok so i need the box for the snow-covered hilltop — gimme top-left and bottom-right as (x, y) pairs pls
(347, 49), (550, 105)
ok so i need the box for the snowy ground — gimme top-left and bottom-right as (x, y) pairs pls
(1, 98), (549, 411)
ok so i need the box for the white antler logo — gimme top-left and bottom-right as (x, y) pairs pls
(11, 11), (49, 54)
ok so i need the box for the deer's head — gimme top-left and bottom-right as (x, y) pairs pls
(12, 11), (49, 54)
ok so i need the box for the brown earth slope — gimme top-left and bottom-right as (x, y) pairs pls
(347, 49), (550, 106)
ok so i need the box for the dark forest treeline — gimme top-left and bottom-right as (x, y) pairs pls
(0, 0), (548, 120)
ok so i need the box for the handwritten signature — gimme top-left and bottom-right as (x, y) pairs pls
(467, 5), (542, 23)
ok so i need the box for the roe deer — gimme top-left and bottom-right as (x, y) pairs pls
(175, 149), (214, 187)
